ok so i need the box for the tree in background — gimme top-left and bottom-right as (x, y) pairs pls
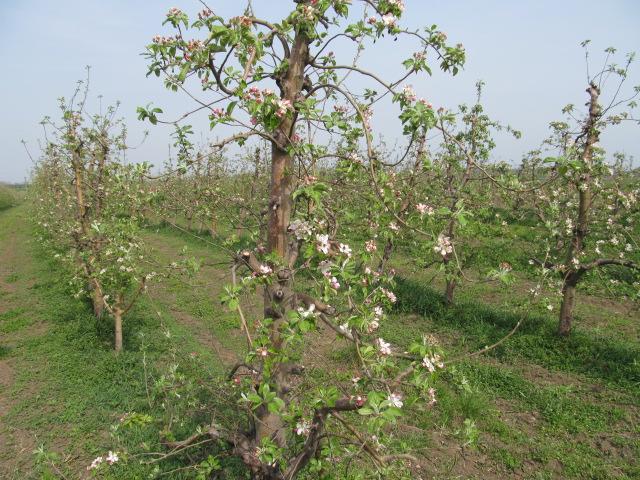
(530, 44), (640, 336)
(33, 78), (157, 351)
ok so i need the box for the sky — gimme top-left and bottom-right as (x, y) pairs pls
(1, 0), (639, 183)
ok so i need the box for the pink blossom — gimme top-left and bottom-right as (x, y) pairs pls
(416, 203), (434, 216)
(389, 0), (405, 12)
(258, 264), (272, 275)
(106, 451), (119, 465)
(367, 320), (380, 333)
(380, 288), (397, 303)
(402, 85), (417, 102)
(275, 99), (293, 118)
(413, 51), (426, 61)
(211, 108), (225, 119)
(87, 456), (103, 470)
(376, 338), (392, 355)
(198, 8), (213, 19)
(382, 13), (396, 27)
(365, 240), (377, 253)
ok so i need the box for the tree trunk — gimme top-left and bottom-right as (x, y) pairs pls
(557, 83), (600, 336)
(92, 285), (104, 318)
(258, 30), (310, 449)
(114, 309), (123, 352)
(558, 280), (576, 336)
(209, 217), (217, 238)
(445, 278), (456, 305)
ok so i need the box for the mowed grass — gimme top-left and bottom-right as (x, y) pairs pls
(381, 276), (639, 478)
(0, 205), (638, 478)
(0, 184), (20, 212)
(0, 206), (234, 479)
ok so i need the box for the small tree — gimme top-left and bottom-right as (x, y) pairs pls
(531, 44), (640, 336)
(420, 82), (519, 304)
(33, 80), (156, 351)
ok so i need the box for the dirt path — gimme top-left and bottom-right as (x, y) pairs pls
(143, 230), (243, 367)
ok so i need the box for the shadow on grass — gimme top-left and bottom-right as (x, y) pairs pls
(394, 276), (640, 393)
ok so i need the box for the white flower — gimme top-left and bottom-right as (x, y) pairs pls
(318, 260), (332, 277)
(256, 346), (268, 357)
(416, 203), (434, 216)
(367, 320), (380, 333)
(433, 234), (453, 257)
(427, 387), (437, 406)
(389, 0), (405, 12)
(275, 98), (293, 118)
(422, 356), (436, 372)
(258, 264), (273, 275)
(316, 234), (330, 254)
(298, 303), (317, 319)
(422, 353), (444, 372)
(402, 85), (417, 102)
(289, 219), (312, 240)
(380, 288), (397, 303)
(365, 240), (377, 253)
(339, 243), (352, 257)
(382, 13), (396, 27)
(87, 456), (103, 470)
(295, 420), (311, 436)
(546, 304), (553, 311)
(374, 306), (384, 317)
(106, 451), (119, 465)
(388, 392), (403, 408)
(377, 338), (392, 355)
(389, 221), (400, 232)
(330, 277), (341, 289)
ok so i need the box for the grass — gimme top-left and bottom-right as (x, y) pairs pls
(0, 184), (20, 211)
(0, 205), (236, 479)
(392, 277), (640, 394)
(379, 275), (639, 478)
(1, 205), (639, 479)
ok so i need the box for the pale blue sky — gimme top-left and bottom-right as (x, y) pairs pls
(1, 0), (639, 182)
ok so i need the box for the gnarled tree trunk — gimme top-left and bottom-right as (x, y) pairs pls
(257, 29), (311, 451)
